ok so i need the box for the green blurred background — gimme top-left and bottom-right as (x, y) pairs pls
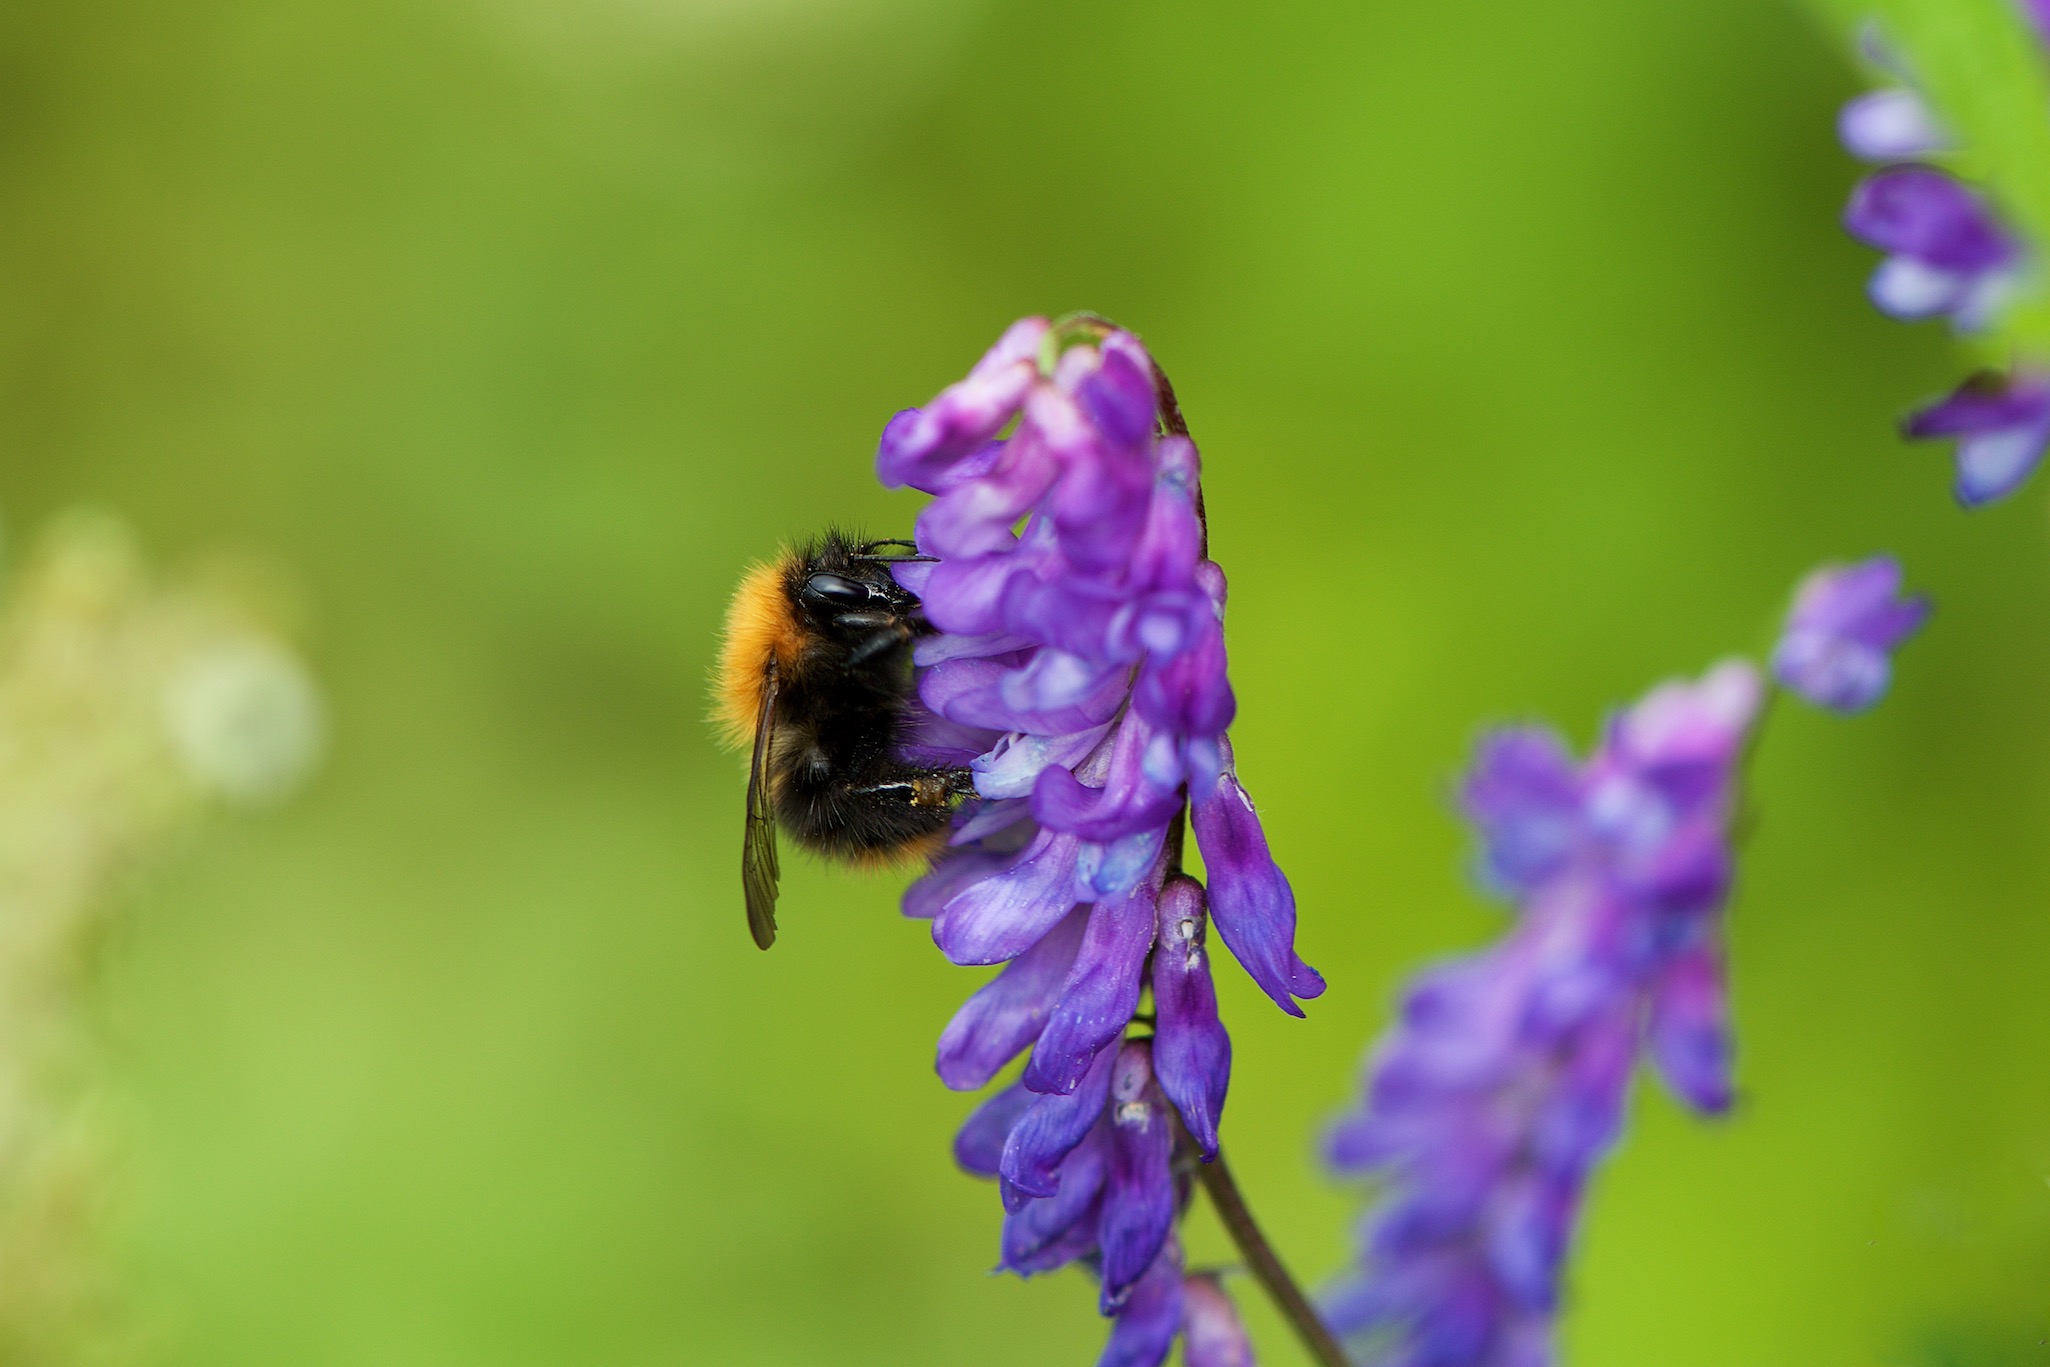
(2, 0), (2047, 1362)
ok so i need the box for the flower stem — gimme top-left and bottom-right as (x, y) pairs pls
(1194, 1146), (1353, 1367)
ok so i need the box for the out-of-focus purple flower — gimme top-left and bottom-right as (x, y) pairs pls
(892, 316), (1315, 1360)
(1839, 87), (1949, 162)
(1181, 1274), (1257, 1367)
(1323, 661), (1763, 1366)
(1844, 167), (2023, 330)
(1771, 557), (1930, 713)
(1903, 370), (2050, 507)
(2024, 0), (2050, 48)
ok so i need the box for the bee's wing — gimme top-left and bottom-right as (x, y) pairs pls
(743, 659), (782, 950)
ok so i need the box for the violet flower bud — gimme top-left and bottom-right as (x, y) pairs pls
(1179, 1273), (1255, 1367)
(1903, 370), (2050, 507)
(1838, 87), (1950, 162)
(1771, 556), (1930, 713)
(1150, 876), (1231, 1160)
(1845, 167), (2021, 330)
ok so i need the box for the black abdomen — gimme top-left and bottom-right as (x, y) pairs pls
(768, 674), (951, 861)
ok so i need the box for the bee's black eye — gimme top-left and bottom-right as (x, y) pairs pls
(803, 573), (872, 609)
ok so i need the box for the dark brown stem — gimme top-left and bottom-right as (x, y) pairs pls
(1194, 1146), (1354, 1367)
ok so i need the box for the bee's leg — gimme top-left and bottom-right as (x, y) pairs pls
(851, 765), (977, 810)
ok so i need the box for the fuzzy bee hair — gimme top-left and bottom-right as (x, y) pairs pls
(714, 529), (972, 948)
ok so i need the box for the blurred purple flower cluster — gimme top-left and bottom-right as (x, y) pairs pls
(1321, 662), (1762, 1366)
(878, 315), (1317, 1364)
(1321, 556), (1927, 1363)
(1838, 22), (2050, 506)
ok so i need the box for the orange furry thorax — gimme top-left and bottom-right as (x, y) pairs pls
(713, 557), (807, 751)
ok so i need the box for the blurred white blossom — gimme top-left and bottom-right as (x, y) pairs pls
(163, 640), (325, 804)
(0, 508), (322, 1362)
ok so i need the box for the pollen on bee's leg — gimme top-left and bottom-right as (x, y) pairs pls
(911, 775), (950, 808)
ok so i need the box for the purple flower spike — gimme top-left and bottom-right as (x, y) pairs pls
(1838, 88), (1949, 161)
(891, 318), (1308, 1345)
(1904, 370), (2050, 507)
(1180, 1274), (1255, 1367)
(1845, 167), (2022, 330)
(1772, 556), (1930, 714)
(1324, 661), (1767, 1365)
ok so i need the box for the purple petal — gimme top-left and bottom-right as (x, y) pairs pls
(932, 826), (1081, 965)
(1839, 88), (1949, 161)
(1150, 876), (1231, 1159)
(920, 651), (1128, 738)
(2027, 0), (2050, 46)
(955, 1082), (1033, 1178)
(1047, 438), (1155, 577)
(903, 843), (1024, 921)
(1078, 341), (1159, 446)
(914, 628), (1036, 667)
(917, 431), (1064, 560)
(1127, 439), (1204, 594)
(1904, 369), (2050, 428)
(938, 907), (1090, 1091)
(1772, 557), (1930, 713)
(973, 723), (1114, 801)
(1031, 711), (1186, 842)
(1610, 661), (1761, 775)
(1075, 825), (1169, 901)
(916, 554), (1032, 637)
(1868, 256), (1972, 321)
(1000, 1042), (1118, 1205)
(1462, 726), (1584, 896)
(1484, 1172), (1573, 1311)
(1647, 945), (1733, 1114)
(1096, 1239), (1185, 1367)
(949, 797), (1034, 846)
(1131, 609), (1236, 738)
(1956, 423), (2050, 506)
(1190, 742), (1324, 1015)
(1845, 167), (2016, 274)
(1180, 1274), (1254, 1367)
(1908, 372), (2050, 507)
(1001, 1123), (1108, 1275)
(1526, 1007), (1637, 1176)
(1023, 880), (1160, 1095)
(1098, 1042), (1177, 1310)
(876, 317), (1048, 492)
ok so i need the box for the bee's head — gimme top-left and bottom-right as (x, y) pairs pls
(789, 535), (929, 660)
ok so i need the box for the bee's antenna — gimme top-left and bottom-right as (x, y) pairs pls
(852, 544), (938, 565)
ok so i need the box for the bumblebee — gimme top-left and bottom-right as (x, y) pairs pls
(714, 530), (975, 949)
